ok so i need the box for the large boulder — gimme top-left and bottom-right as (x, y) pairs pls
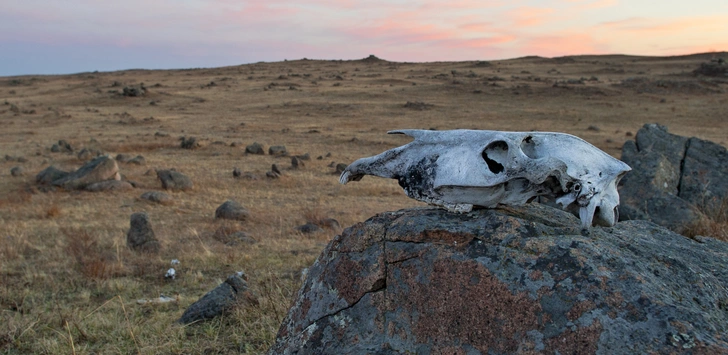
(269, 205), (728, 354)
(51, 156), (120, 190)
(619, 124), (728, 233)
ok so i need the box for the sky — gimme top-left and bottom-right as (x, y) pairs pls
(1, 0), (727, 76)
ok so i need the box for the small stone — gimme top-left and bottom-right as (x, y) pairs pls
(116, 154), (132, 163)
(233, 168), (242, 178)
(10, 166), (24, 177)
(140, 191), (174, 205)
(291, 156), (303, 169)
(177, 273), (257, 324)
(215, 200), (250, 221)
(36, 166), (69, 184)
(295, 223), (323, 234)
(245, 142), (265, 155)
(335, 163), (348, 174)
(272, 164), (282, 175)
(126, 212), (160, 253)
(587, 125), (601, 132)
(156, 169), (193, 191)
(180, 136), (200, 149)
(127, 155), (146, 165)
(77, 148), (103, 161)
(269, 145), (288, 156)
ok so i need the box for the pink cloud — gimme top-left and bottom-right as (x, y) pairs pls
(506, 7), (556, 27)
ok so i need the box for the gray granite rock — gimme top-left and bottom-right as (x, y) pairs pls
(51, 156), (119, 190)
(619, 124), (728, 233)
(156, 169), (193, 191)
(178, 273), (257, 324)
(270, 205), (728, 354)
(126, 212), (160, 253)
(214, 200), (250, 221)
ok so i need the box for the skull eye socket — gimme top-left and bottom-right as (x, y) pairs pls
(482, 140), (508, 174)
(520, 135), (538, 159)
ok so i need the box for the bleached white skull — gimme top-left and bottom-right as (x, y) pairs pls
(339, 129), (631, 228)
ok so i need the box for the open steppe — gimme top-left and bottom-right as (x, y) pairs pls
(1, 53), (727, 354)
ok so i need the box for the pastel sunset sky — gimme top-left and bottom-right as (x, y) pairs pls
(2, 0), (727, 76)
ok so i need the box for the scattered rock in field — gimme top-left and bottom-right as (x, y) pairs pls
(86, 180), (134, 192)
(154, 131), (170, 137)
(50, 139), (73, 153)
(127, 155), (145, 165)
(295, 223), (323, 234)
(270, 205), (728, 354)
(126, 212), (160, 253)
(625, 131), (633, 137)
(122, 84), (146, 97)
(404, 101), (433, 110)
(269, 145), (288, 156)
(317, 155), (323, 160)
(693, 59), (727, 77)
(291, 156), (304, 169)
(116, 154), (132, 163)
(233, 168), (242, 178)
(180, 136), (200, 149)
(266, 171), (280, 179)
(10, 166), (24, 177)
(77, 148), (104, 161)
(36, 166), (69, 184)
(587, 125), (600, 132)
(335, 163), (347, 174)
(245, 142), (265, 155)
(52, 156), (120, 190)
(165, 268), (176, 280)
(215, 200), (250, 221)
(178, 273), (258, 324)
(156, 169), (193, 191)
(140, 191), (173, 205)
(271, 164), (282, 175)
(5, 155), (26, 162)
(295, 153), (310, 161)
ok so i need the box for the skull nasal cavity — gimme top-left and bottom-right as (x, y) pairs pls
(482, 140), (508, 174)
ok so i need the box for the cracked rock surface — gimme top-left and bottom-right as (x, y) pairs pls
(619, 123), (728, 233)
(269, 204), (728, 354)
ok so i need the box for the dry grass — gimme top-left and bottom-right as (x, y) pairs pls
(1, 53), (727, 354)
(684, 198), (728, 242)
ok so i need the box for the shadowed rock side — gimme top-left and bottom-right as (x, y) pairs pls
(269, 205), (728, 354)
(619, 124), (728, 233)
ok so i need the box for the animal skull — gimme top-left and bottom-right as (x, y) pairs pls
(339, 129), (631, 228)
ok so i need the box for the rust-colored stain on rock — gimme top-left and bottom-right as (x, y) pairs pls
(395, 258), (542, 353)
(545, 320), (602, 355)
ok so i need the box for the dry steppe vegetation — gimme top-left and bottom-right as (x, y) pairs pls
(1, 53), (727, 354)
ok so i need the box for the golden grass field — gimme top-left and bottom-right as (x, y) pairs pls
(1, 53), (727, 354)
